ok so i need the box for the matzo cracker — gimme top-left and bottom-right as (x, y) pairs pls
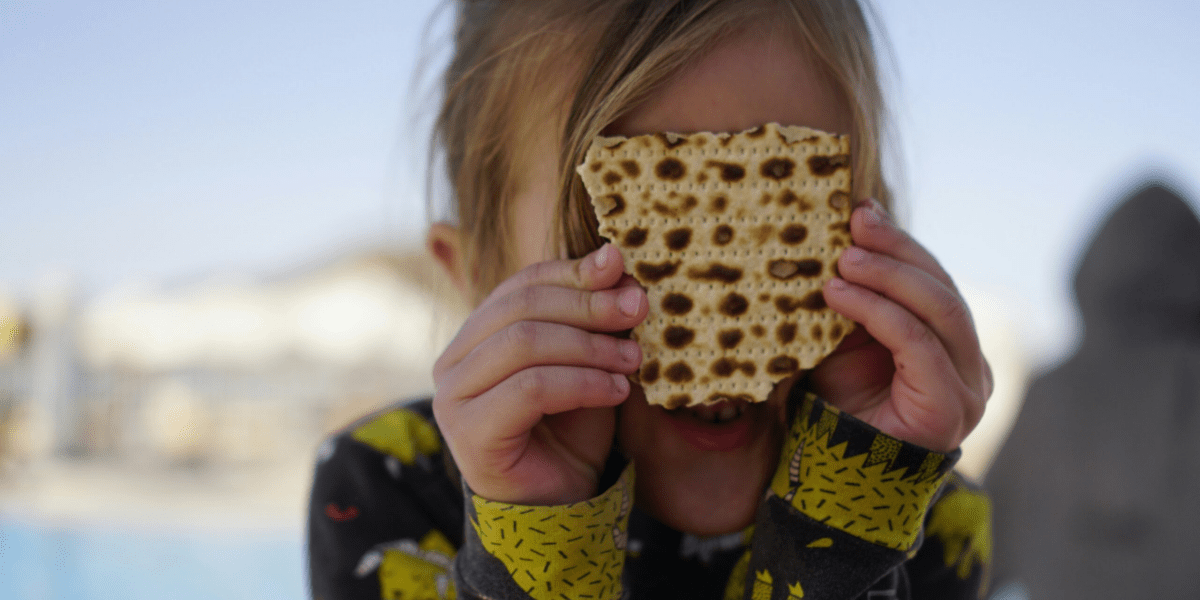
(578, 123), (856, 407)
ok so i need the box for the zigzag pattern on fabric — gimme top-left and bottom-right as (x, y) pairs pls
(771, 395), (959, 551)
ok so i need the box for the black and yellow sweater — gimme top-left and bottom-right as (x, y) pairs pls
(308, 393), (991, 600)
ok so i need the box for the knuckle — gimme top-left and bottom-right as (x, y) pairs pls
(432, 355), (449, 382)
(583, 288), (605, 321)
(582, 368), (615, 395)
(965, 399), (985, 430)
(902, 316), (934, 345)
(572, 256), (590, 288)
(431, 392), (457, 436)
(507, 320), (539, 352)
(935, 292), (971, 324)
(982, 359), (995, 398)
(515, 368), (547, 399)
(876, 260), (907, 289)
(960, 392), (986, 433)
(590, 332), (616, 361)
(431, 391), (448, 418)
(489, 268), (528, 303)
(527, 261), (553, 285)
(860, 210), (896, 242)
(432, 342), (463, 381)
(969, 363), (992, 418)
(510, 286), (540, 318)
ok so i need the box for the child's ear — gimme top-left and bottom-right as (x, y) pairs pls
(427, 222), (473, 302)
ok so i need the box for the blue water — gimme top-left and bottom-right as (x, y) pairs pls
(0, 518), (306, 600)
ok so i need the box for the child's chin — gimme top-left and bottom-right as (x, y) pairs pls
(636, 470), (761, 536)
(633, 453), (771, 536)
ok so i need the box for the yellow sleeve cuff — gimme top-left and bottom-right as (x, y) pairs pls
(769, 395), (957, 551)
(470, 464), (634, 600)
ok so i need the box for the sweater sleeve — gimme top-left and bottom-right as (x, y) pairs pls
(905, 473), (992, 598)
(307, 400), (464, 600)
(454, 464), (635, 600)
(735, 394), (990, 600)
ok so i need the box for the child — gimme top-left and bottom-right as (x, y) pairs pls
(308, 1), (993, 599)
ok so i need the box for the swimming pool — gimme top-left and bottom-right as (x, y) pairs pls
(0, 518), (306, 600)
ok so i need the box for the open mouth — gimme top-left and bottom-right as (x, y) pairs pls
(662, 399), (758, 452)
(682, 400), (749, 425)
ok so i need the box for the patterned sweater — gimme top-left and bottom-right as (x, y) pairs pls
(308, 393), (991, 600)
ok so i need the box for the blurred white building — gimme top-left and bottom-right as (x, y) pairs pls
(5, 247), (464, 467)
(80, 250), (453, 373)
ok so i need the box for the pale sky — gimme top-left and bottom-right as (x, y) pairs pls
(3, 0), (1198, 366)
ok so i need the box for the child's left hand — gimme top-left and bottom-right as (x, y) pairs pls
(809, 199), (992, 453)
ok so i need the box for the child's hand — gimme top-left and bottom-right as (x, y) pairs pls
(432, 244), (647, 505)
(810, 199), (992, 453)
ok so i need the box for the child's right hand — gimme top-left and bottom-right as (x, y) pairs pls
(432, 244), (647, 506)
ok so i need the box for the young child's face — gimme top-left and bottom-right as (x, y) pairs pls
(512, 20), (853, 535)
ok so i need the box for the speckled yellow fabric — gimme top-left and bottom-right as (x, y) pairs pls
(770, 394), (954, 551)
(470, 465), (633, 600)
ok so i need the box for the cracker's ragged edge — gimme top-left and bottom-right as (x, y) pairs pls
(578, 123), (857, 408)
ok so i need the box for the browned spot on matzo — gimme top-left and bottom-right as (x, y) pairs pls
(713, 225), (734, 245)
(635, 260), (680, 283)
(780, 224), (808, 244)
(662, 326), (695, 349)
(718, 292), (749, 317)
(717, 329), (744, 349)
(768, 259), (822, 280)
(640, 360), (660, 384)
(706, 160), (746, 182)
(664, 362), (694, 383)
(655, 158), (686, 180)
(688, 263), (743, 283)
(661, 293), (693, 315)
(776, 322), (798, 344)
(760, 158), (796, 180)
(665, 228), (692, 251)
(666, 394), (691, 409)
(808, 153), (850, 177)
(623, 227), (648, 247)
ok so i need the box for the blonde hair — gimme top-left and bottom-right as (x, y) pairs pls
(433, 0), (894, 302)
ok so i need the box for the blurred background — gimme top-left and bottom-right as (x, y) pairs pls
(2, 0), (1197, 598)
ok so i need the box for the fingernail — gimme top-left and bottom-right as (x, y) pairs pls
(594, 244), (610, 270)
(842, 246), (867, 265)
(827, 277), (847, 291)
(612, 374), (630, 394)
(620, 340), (640, 364)
(618, 287), (642, 316)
